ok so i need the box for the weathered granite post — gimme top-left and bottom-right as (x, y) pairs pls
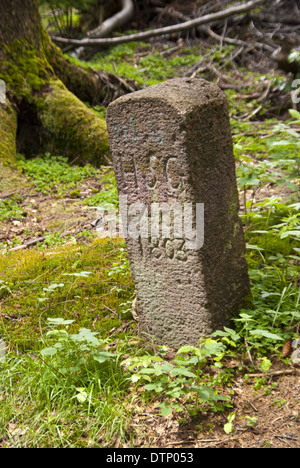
(106, 78), (250, 348)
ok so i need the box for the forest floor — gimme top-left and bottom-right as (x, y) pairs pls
(0, 164), (299, 449)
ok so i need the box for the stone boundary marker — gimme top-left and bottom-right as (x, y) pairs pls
(107, 78), (250, 348)
(0, 79), (6, 104)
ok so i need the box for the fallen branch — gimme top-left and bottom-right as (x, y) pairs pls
(87, 0), (134, 38)
(274, 435), (300, 441)
(245, 369), (298, 378)
(52, 0), (267, 47)
(4, 224), (95, 253)
(8, 236), (47, 252)
(201, 25), (276, 52)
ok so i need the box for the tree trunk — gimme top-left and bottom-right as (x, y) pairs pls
(0, 0), (136, 167)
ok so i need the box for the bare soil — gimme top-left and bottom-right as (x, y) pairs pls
(0, 174), (101, 249)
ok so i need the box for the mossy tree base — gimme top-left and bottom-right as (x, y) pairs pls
(0, 0), (136, 166)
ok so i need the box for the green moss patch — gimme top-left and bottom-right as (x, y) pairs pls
(0, 40), (52, 100)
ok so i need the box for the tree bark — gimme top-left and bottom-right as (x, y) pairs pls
(0, 0), (136, 166)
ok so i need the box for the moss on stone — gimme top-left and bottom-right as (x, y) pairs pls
(37, 80), (110, 166)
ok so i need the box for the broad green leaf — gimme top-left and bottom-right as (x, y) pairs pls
(161, 362), (175, 373)
(192, 385), (228, 403)
(131, 374), (141, 383)
(144, 383), (164, 392)
(289, 109), (300, 121)
(96, 351), (116, 358)
(246, 244), (265, 251)
(203, 340), (225, 356)
(93, 355), (107, 364)
(139, 367), (158, 374)
(41, 347), (57, 357)
(43, 283), (65, 293)
(46, 329), (68, 338)
(71, 328), (100, 345)
(177, 346), (202, 356)
(160, 406), (172, 417)
(212, 327), (240, 342)
(93, 351), (116, 364)
(75, 388), (88, 403)
(258, 357), (272, 373)
(224, 412), (236, 434)
(224, 422), (235, 434)
(171, 367), (197, 378)
(281, 230), (300, 239)
(236, 313), (255, 322)
(47, 318), (75, 326)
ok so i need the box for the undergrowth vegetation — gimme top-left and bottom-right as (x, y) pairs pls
(0, 40), (299, 448)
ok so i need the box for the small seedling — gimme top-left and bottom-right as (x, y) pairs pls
(224, 412), (236, 434)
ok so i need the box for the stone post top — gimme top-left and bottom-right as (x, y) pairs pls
(107, 78), (225, 114)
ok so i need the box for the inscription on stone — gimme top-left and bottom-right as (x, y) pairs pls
(107, 78), (250, 348)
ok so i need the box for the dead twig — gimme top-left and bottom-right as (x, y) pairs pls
(200, 25), (275, 52)
(242, 105), (263, 121)
(274, 435), (299, 441)
(245, 369), (298, 378)
(87, 0), (134, 39)
(7, 236), (47, 252)
(4, 224), (95, 254)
